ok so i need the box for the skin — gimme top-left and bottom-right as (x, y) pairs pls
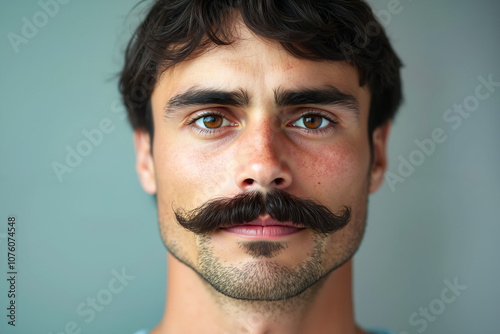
(134, 23), (391, 334)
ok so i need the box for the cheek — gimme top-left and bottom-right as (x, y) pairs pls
(293, 139), (370, 199)
(154, 139), (233, 208)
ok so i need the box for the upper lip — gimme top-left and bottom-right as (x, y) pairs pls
(221, 215), (304, 228)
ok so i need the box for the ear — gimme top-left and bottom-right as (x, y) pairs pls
(369, 121), (391, 193)
(133, 130), (157, 194)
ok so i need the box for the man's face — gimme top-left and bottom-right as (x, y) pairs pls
(135, 25), (389, 301)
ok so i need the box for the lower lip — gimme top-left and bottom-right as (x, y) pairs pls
(220, 225), (304, 239)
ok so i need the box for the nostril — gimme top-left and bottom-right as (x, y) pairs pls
(274, 178), (284, 185)
(244, 178), (254, 185)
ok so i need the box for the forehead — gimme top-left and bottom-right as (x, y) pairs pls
(153, 26), (370, 110)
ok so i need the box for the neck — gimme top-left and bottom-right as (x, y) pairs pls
(152, 253), (365, 334)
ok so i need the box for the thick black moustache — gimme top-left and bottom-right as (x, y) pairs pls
(174, 188), (351, 235)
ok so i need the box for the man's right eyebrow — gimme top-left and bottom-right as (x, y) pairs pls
(274, 85), (360, 115)
(164, 87), (249, 117)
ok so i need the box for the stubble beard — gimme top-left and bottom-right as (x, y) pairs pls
(195, 215), (366, 303)
(158, 180), (369, 309)
(160, 206), (367, 308)
(196, 232), (328, 301)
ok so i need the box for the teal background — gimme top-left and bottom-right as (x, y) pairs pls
(0, 1), (499, 333)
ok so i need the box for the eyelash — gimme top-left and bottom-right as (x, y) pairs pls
(186, 110), (232, 136)
(289, 111), (338, 135)
(186, 110), (338, 136)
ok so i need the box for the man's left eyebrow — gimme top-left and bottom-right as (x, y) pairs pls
(274, 85), (360, 114)
(164, 87), (249, 117)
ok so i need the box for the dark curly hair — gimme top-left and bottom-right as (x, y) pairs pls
(119, 0), (402, 145)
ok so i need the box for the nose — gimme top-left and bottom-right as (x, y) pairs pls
(234, 121), (293, 192)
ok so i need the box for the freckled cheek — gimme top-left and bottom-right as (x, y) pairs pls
(296, 142), (367, 195)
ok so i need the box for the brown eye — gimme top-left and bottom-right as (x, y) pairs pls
(191, 113), (233, 133)
(202, 115), (223, 128)
(303, 115), (323, 129)
(291, 113), (333, 131)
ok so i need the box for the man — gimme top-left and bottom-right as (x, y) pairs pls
(120, 0), (402, 333)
